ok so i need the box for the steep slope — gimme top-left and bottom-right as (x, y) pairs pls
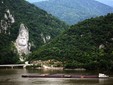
(0, 0), (68, 63)
(34, 0), (113, 25)
(31, 13), (113, 70)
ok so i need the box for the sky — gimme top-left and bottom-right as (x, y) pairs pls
(96, 0), (113, 7)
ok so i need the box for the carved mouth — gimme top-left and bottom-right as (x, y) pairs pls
(18, 43), (27, 46)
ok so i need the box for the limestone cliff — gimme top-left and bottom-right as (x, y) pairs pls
(0, 0), (68, 64)
(0, 9), (15, 34)
(15, 23), (31, 61)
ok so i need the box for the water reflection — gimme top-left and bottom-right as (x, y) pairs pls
(0, 69), (113, 85)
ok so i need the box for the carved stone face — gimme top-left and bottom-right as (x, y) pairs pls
(18, 29), (28, 46)
(20, 30), (26, 37)
(18, 38), (27, 46)
(15, 23), (30, 61)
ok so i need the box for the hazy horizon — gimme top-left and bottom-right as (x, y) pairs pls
(26, 0), (48, 3)
(26, 0), (113, 7)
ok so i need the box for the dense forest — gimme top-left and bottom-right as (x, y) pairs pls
(0, 0), (68, 64)
(34, 0), (113, 25)
(29, 13), (113, 71)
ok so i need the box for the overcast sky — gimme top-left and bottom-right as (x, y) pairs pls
(96, 0), (113, 7)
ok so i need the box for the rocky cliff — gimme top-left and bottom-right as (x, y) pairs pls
(0, 0), (68, 63)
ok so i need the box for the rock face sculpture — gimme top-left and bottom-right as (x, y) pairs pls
(15, 23), (31, 61)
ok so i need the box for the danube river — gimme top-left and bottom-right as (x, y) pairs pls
(0, 69), (113, 85)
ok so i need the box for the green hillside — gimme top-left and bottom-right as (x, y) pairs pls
(0, 0), (68, 64)
(30, 13), (113, 71)
(34, 0), (113, 25)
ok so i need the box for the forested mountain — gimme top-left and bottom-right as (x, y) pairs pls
(34, 0), (113, 25)
(0, 0), (68, 64)
(30, 13), (113, 71)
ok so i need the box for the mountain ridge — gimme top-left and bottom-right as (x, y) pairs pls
(34, 0), (113, 25)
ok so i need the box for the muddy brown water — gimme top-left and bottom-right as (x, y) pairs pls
(0, 69), (113, 85)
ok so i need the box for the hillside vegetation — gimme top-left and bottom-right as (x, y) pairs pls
(30, 13), (113, 71)
(0, 0), (68, 64)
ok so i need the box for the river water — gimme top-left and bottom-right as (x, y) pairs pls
(0, 69), (113, 85)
